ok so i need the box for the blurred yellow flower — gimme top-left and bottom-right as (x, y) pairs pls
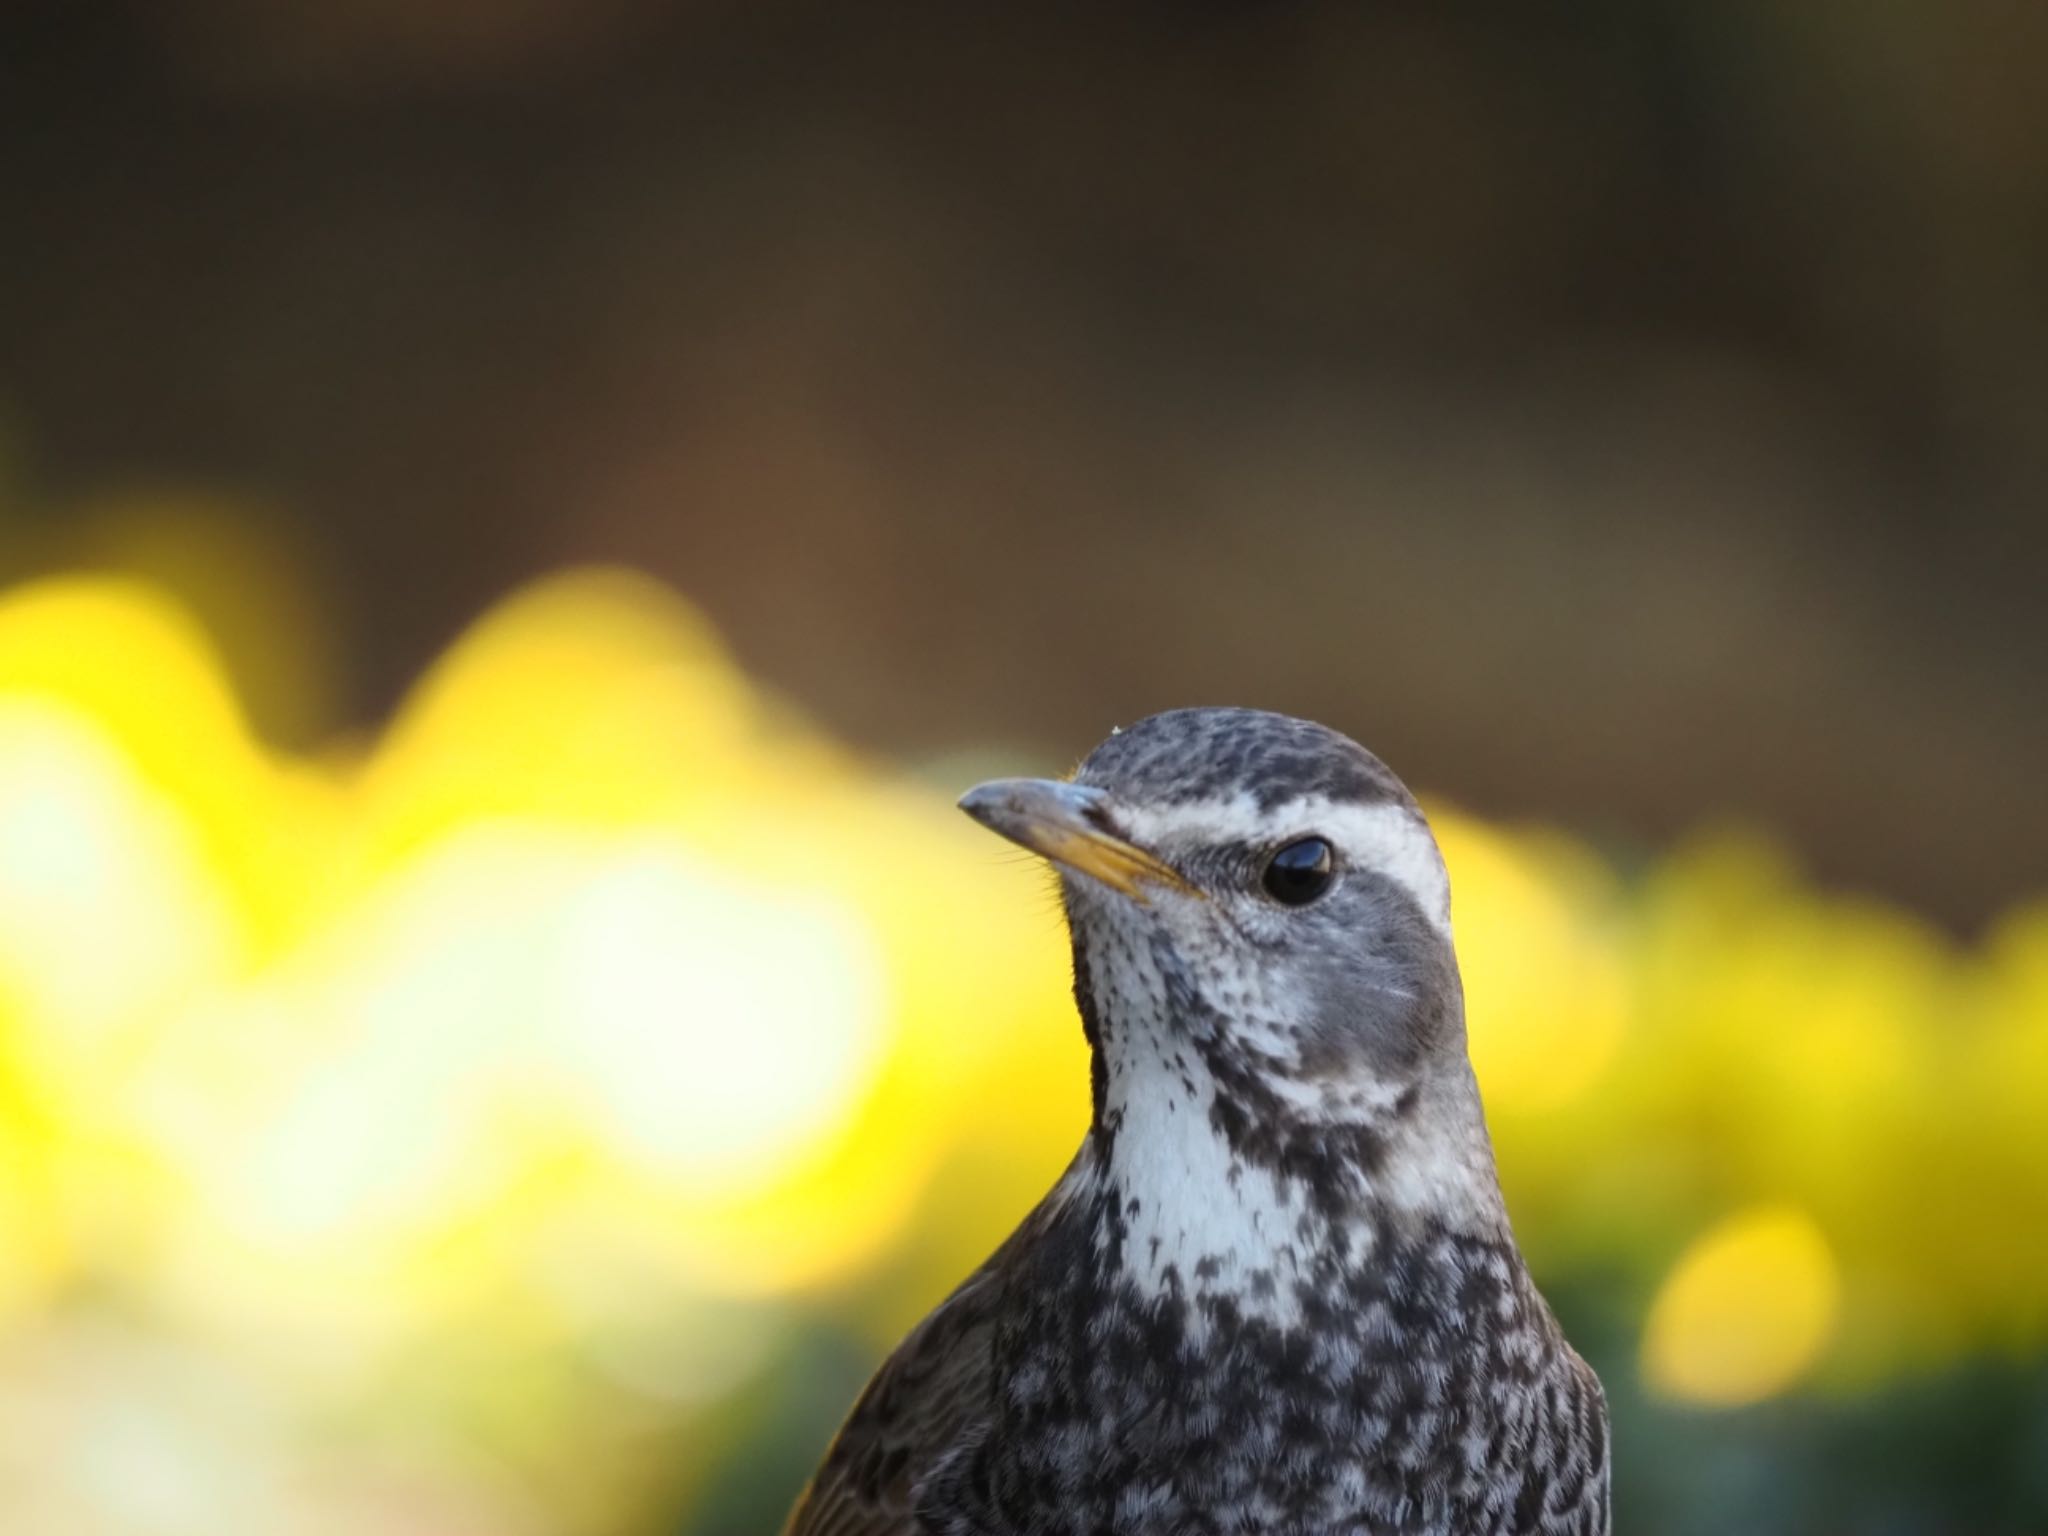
(1641, 1204), (1841, 1407)
(1437, 812), (1629, 1114)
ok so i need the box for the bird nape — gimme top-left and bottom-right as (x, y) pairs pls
(785, 707), (1611, 1536)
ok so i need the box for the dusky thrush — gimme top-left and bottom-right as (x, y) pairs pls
(786, 708), (1611, 1536)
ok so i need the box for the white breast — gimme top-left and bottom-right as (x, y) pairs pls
(1102, 1065), (1337, 1334)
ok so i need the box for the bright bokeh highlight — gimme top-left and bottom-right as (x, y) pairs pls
(1641, 1205), (1841, 1407)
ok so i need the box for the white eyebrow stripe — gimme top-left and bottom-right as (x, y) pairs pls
(1114, 793), (1452, 937)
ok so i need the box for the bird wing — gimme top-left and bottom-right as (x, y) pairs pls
(784, 1152), (1091, 1536)
(1512, 1347), (1613, 1536)
(781, 1264), (1002, 1536)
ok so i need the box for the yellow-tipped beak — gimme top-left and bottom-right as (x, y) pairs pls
(957, 778), (1194, 903)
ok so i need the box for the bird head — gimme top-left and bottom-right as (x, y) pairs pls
(961, 708), (1488, 1225)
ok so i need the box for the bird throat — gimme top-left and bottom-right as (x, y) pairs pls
(1066, 916), (1500, 1337)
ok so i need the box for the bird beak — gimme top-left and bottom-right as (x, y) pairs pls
(958, 778), (1195, 904)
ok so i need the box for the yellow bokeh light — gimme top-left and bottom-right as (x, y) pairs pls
(1641, 1204), (1841, 1407)
(548, 841), (890, 1192)
(0, 701), (243, 1037)
(1436, 810), (1629, 1113)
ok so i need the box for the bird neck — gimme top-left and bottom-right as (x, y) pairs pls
(1066, 927), (1512, 1329)
(1083, 1047), (1510, 1321)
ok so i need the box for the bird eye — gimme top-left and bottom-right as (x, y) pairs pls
(1261, 836), (1335, 906)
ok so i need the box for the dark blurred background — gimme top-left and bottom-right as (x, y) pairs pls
(5, 0), (2044, 929)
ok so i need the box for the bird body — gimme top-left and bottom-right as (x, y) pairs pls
(788, 709), (1610, 1536)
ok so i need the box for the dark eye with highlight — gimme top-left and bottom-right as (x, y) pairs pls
(1261, 836), (1335, 906)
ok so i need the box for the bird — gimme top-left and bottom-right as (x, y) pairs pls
(785, 707), (1610, 1536)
